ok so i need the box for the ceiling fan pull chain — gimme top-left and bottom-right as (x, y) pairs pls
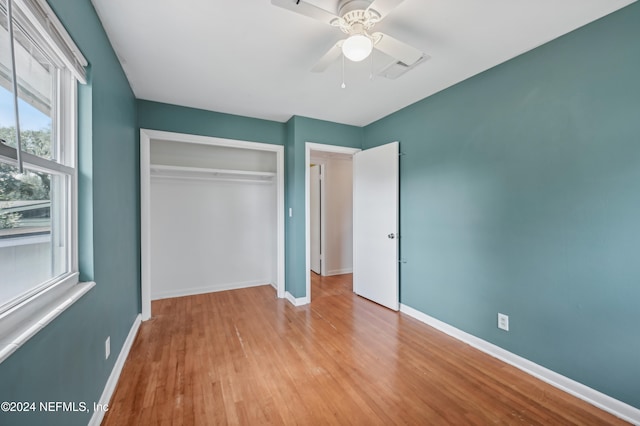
(341, 53), (346, 89)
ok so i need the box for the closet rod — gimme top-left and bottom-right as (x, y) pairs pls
(151, 175), (274, 184)
(150, 164), (276, 178)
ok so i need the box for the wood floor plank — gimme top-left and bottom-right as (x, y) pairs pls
(101, 273), (628, 425)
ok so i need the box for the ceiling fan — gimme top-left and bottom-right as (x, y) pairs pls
(272, 0), (429, 79)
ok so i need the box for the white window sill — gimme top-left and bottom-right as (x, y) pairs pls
(0, 274), (95, 364)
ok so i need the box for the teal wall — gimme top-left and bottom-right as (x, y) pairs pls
(364, 3), (640, 409)
(0, 1), (139, 425)
(285, 116), (362, 297)
(137, 100), (286, 146)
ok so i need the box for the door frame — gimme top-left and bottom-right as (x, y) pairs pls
(305, 142), (360, 303)
(140, 129), (285, 320)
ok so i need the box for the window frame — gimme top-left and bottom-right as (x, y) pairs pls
(0, 0), (93, 364)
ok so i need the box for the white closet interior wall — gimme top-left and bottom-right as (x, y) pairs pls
(151, 139), (276, 172)
(150, 140), (277, 300)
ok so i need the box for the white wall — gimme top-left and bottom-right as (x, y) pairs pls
(324, 157), (353, 275)
(309, 164), (321, 274)
(150, 177), (276, 299)
(310, 152), (354, 277)
(150, 140), (276, 172)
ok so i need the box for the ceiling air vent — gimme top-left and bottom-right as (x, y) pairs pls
(378, 54), (430, 79)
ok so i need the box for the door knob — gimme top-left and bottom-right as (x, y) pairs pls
(388, 233), (395, 239)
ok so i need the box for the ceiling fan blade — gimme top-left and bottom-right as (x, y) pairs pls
(366, 0), (405, 20)
(271, 0), (339, 25)
(372, 32), (423, 66)
(311, 41), (343, 72)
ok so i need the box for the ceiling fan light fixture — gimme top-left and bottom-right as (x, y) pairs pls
(342, 34), (373, 62)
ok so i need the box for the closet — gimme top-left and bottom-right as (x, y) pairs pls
(147, 137), (279, 301)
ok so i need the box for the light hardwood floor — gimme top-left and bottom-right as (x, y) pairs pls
(102, 274), (627, 425)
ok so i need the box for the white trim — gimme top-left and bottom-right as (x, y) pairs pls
(152, 280), (271, 301)
(140, 131), (151, 320)
(305, 143), (360, 304)
(285, 291), (309, 307)
(326, 268), (353, 276)
(275, 137), (285, 301)
(140, 129), (285, 321)
(0, 145), (75, 175)
(319, 163), (327, 277)
(0, 278), (94, 363)
(14, 0), (87, 83)
(0, 233), (50, 248)
(88, 314), (142, 426)
(141, 129), (284, 152)
(68, 76), (79, 276)
(400, 304), (640, 425)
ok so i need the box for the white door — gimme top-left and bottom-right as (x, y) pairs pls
(310, 164), (322, 274)
(353, 141), (399, 310)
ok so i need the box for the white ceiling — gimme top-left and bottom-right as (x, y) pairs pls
(91, 0), (634, 127)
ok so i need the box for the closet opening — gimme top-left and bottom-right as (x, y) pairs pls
(140, 130), (285, 320)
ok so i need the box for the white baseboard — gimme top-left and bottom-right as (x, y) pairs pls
(285, 291), (309, 306)
(88, 314), (142, 426)
(400, 304), (640, 425)
(151, 279), (269, 300)
(326, 268), (353, 276)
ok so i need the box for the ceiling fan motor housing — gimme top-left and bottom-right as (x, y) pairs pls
(272, 0), (426, 75)
(338, 0), (373, 16)
(336, 0), (381, 34)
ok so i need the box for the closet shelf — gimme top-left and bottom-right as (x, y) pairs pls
(150, 164), (276, 183)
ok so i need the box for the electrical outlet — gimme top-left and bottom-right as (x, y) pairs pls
(105, 336), (110, 360)
(498, 313), (509, 331)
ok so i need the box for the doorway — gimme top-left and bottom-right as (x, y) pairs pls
(305, 143), (360, 303)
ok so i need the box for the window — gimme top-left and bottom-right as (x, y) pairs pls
(0, 0), (90, 362)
